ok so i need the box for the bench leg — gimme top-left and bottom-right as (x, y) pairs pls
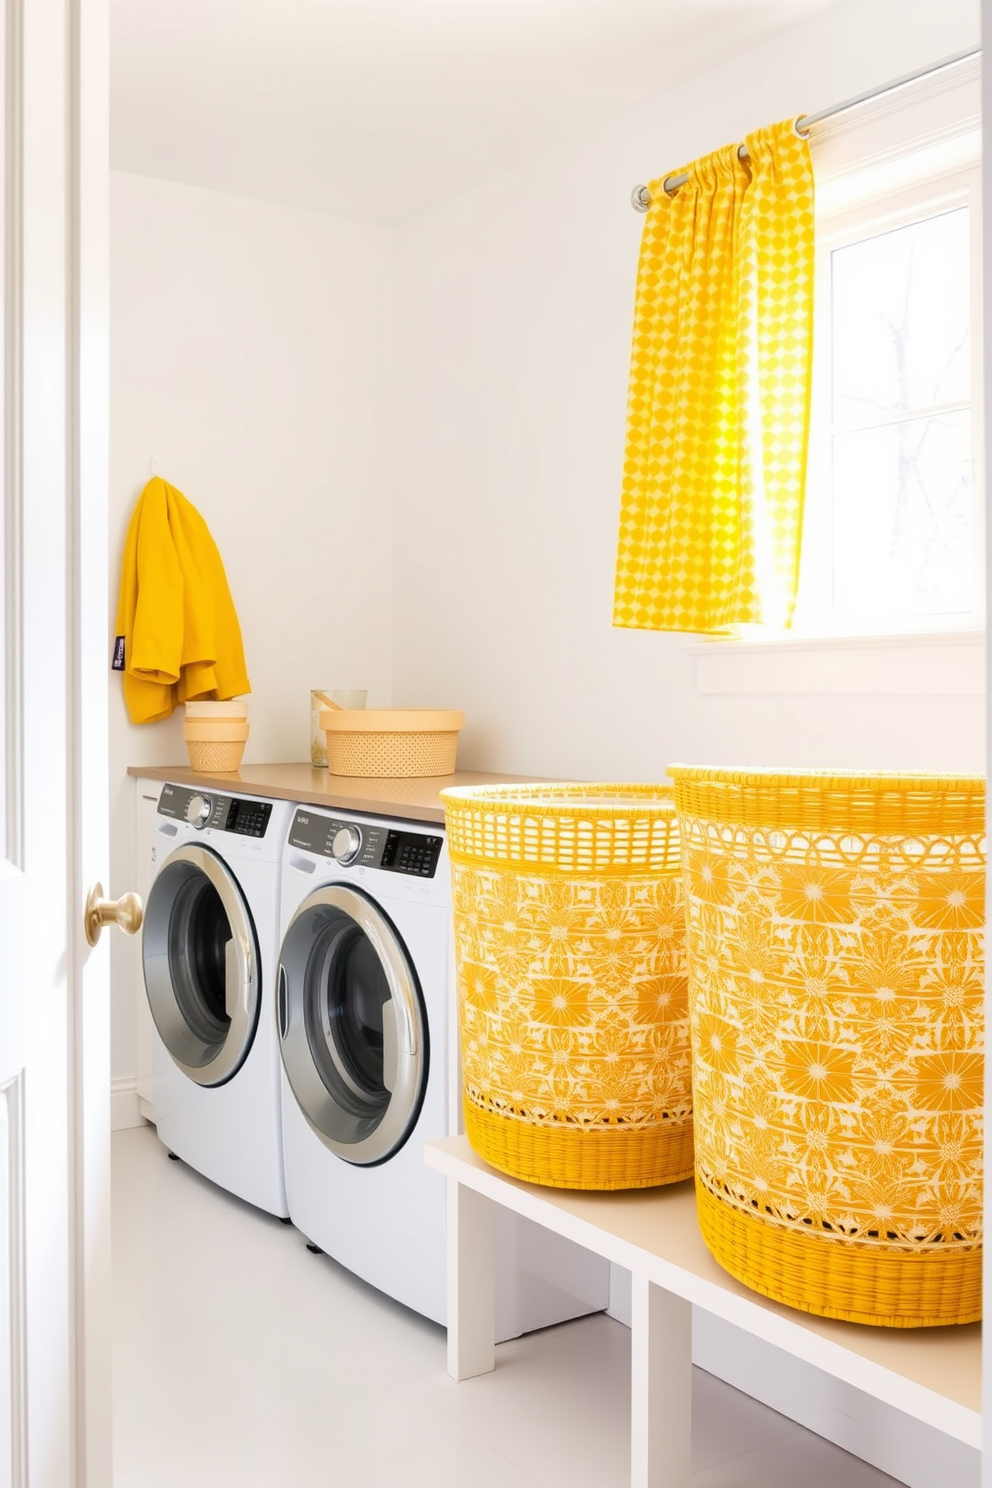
(630, 1275), (692, 1488)
(446, 1177), (496, 1381)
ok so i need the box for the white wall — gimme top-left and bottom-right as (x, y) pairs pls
(392, 0), (984, 781)
(109, 171), (392, 1084)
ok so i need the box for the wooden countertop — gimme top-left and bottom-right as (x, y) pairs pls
(127, 763), (552, 825)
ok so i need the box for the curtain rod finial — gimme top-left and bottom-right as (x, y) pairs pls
(631, 184), (651, 212)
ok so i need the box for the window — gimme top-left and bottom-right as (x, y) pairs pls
(790, 68), (982, 639)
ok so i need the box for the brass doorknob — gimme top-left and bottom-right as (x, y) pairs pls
(84, 883), (144, 947)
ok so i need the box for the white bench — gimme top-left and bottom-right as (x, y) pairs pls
(425, 1135), (981, 1488)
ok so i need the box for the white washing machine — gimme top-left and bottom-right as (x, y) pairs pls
(278, 804), (610, 1335)
(141, 782), (292, 1217)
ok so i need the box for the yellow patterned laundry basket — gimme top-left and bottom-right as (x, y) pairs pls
(670, 767), (985, 1328)
(442, 784), (693, 1190)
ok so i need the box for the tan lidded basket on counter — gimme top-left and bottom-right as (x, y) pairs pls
(442, 783), (692, 1190)
(320, 708), (463, 778)
(670, 765), (985, 1328)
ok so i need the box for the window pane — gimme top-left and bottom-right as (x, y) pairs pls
(831, 411), (974, 617)
(831, 208), (970, 424)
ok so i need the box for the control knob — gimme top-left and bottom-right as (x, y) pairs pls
(186, 794), (212, 829)
(331, 825), (362, 865)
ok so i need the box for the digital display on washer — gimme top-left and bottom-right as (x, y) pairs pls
(156, 784), (272, 837)
(288, 809), (442, 876)
(379, 830), (443, 878)
(225, 798), (272, 837)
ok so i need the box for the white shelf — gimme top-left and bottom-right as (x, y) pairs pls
(425, 1135), (981, 1488)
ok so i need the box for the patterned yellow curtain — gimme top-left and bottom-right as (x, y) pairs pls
(613, 119), (814, 634)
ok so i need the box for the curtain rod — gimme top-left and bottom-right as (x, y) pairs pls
(630, 45), (981, 211)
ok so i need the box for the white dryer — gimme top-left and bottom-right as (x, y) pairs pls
(141, 783), (292, 1217)
(278, 804), (609, 1334)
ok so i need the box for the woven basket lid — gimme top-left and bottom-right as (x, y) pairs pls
(321, 708), (463, 733)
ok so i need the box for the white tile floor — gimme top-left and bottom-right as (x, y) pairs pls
(113, 1124), (908, 1488)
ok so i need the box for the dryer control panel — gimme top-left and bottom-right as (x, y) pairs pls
(157, 783), (273, 838)
(289, 809), (443, 879)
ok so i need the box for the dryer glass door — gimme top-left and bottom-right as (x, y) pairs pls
(278, 885), (427, 1165)
(142, 844), (260, 1086)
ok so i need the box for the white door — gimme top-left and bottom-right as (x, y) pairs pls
(0, 0), (111, 1484)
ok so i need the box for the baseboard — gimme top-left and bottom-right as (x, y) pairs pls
(111, 1076), (149, 1131)
(607, 1264), (978, 1488)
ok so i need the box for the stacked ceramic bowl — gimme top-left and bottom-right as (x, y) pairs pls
(183, 700), (249, 772)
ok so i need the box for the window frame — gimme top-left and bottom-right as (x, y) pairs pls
(792, 162), (984, 639)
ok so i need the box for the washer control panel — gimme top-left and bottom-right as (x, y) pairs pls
(289, 809), (443, 878)
(157, 783), (273, 838)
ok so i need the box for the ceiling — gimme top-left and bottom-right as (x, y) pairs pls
(110, 0), (841, 226)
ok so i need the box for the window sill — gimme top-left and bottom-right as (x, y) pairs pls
(689, 630), (985, 696)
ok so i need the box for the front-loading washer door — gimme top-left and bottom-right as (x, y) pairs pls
(142, 844), (260, 1087)
(277, 885), (428, 1166)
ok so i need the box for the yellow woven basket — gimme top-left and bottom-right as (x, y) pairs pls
(442, 783), (693, 1190)
(670, 766), (985, 1328)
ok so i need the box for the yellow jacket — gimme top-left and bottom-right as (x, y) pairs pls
(114, 478), (251, 724)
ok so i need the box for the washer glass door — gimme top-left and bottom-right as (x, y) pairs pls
(142, 844), (259, 1087)
(278, 885), (427, 1165)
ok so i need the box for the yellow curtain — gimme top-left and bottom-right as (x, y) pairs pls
(613, 118), (814, 634)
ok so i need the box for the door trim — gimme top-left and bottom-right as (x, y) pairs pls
(0, 1072), (26, 1485)
(2, 0), (21, 872)
(70, 0), (110, 1476)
